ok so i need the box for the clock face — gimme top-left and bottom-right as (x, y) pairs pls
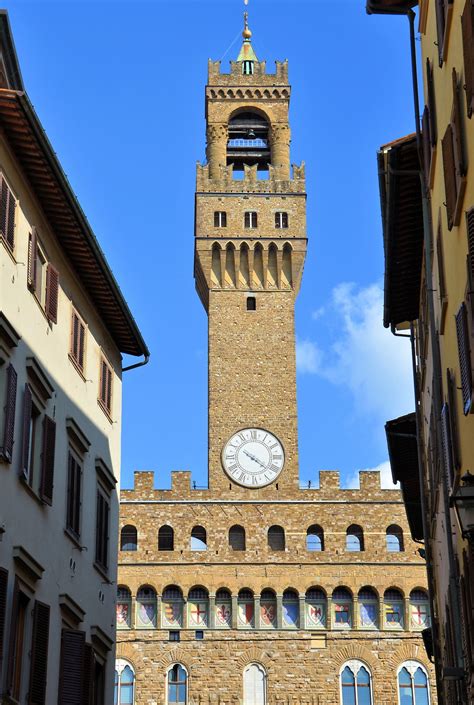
(222, 428), (285, 488)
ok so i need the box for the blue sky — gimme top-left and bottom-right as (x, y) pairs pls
(6, 0), (418, 489)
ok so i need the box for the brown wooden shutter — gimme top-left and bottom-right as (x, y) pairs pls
(58, 629), (85, 705)
(447, 369), (462, 470)
(452, 69), (466, 177)
(40, 415), (56, 505)
(435, 0), (446, 64)
(28, 600), (50, 705)
(440, 403), (454, 486)
(0, 175), (15, 251)
(455, 302), (473, 414)
(0, 568), (8, 665)
(462, 0), (474, 117)
(463, 548), (474, 666)
(422, 107), (432, 184)
(45, 263), (59, 324)
(6, 577), (20, 694)
(442, 124), (457, 230)
(1, 363), (17, 462)
(426, 59), (437, 144)
(27, 228), (38, 290)
(20, 384), (32, 479)
(467, 208), (474, 296)
(82, 644), (94, 705)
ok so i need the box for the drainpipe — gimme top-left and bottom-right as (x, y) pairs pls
(122, 353), (150, 373)
(405, 8), (466, 697)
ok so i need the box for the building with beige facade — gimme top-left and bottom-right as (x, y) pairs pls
(0, 11), (148, 705)
(116, 17), (434, 705)
(367, 0), (474, 704)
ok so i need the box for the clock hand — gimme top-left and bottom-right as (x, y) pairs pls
(243, 450), (266, 469)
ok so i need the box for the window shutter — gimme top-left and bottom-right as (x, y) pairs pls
(452, 69), (466, 177)
(426, 59), (437, 144)
(422, 107), (432, 184)
(455, 302), (473, 414)
(58, 629), (85, 705)
(45, 264), (59, 324)
(463, 548), (474, 666)
(435, 0), (446, 64)
(440, 403), (454, 486)
(28, 600), (50, 705)
(467, 208), (474, 295)
(462, 0), (474, 117)
(20, 384), (32, 479)
(82, 643), (94, 705)
(0, 568), (8, 665)
(27, 229), (38, 289)
(40, 416), (56, 505)
(447, 369), (462, 470)
(1, 363), (17, 462)
(6, 577), (20, 695)
(442, 124), (457, 230)
(0, 175), (15, 251)
(78, 322), (85, 370)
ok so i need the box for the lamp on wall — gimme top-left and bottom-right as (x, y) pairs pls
(450, 472), (474, 539)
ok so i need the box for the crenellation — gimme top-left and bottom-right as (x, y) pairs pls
(195, 162), (306, 193)
(207, 59), (289, 86)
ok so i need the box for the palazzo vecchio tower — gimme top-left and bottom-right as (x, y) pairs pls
(115, 13), (434, 705)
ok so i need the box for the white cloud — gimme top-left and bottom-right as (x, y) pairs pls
(311, 306), (326, 321)
(296, 339), (323, 374)
(345, 460), (399, 489)
(299, 281), (413, 421)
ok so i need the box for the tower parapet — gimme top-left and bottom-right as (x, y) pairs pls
(208, 59), (289, 85)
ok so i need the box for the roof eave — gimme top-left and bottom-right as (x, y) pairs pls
(366, 0), (417, 15)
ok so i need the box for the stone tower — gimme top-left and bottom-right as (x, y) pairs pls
(194, 14), (307, 494)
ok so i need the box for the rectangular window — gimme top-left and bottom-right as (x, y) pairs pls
(95, 488), (110, 571)
(0, 174), (16, 252)
(247, 296), (256, 311)
(7, 580), (29, 700)
(169, 630), (180, 642)
(462, 0), (474, 117)
(455, 302), (473, 414)
(28, 600), (50, 705)
(244, 211), (257, 229)
(98, 356), (113, 416)
(0, 362), (17, 463)
(214, 211), (227, 228)
(70, 310), (86, 373)
(66, 451), (82, 538)
(275, 212), (288, 229)
(442, 70), (466, 230)
(27, 230), (59, 323)
(435, 0), (454, 65)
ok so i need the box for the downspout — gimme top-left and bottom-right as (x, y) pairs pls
(122, 353), (150, 373)
(405, 8), (466, 696)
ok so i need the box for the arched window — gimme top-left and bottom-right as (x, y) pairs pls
(332, 587), (352, 628)
(191, 526), (207, 551)
(116, 587), (131, 629)
(136, 586), (157, 629)
(398, 662), (430, 705)
(243, 663), (266, 705)
(188, 587), (209, 628)
(260, 589), (277, 629)
(120, 525), (137, 551)
(229, 525), (246, 551)
(306, 525), (324, 551)
(340, 661), (372, 705)
(386, 525), (404, 552)
(409, 590), (430, 630)
(238, 589), (254, 628)
(268, 525), (285, 551)
(215, 589), (232, 628)
(115, 659), (135, 705)
(158, 525), (174, 551)
(346, 525), (364, 552)
(162, 586), (183, 628)
(227, 111), (270, 173)
(168, 664), (187, 705)
(383, 588), (404, 629)
(282, 589), (299, 628)
(358, 587), (378, 629)
(305, 587), (326, 629)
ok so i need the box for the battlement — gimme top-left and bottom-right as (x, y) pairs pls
(121, 469), (400, 502)
(208, 59), (289, 86)
(196, 162), (305, 193)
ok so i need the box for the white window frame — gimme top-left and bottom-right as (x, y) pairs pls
(115, 658), (135, 705)
(243, 662), (267, 705)
(244, 211), (258, 229)
(396, 661), (431, 705)
(339, 660), (373, 705)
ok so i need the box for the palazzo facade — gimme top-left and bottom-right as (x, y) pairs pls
(116, 16), (434, 705)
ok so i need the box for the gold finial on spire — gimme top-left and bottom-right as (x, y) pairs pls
(243, 1), (252, 39)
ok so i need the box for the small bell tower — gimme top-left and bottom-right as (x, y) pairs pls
(194, 11), (307, 495)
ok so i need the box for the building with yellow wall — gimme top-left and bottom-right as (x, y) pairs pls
(367, 1), (474, 703)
